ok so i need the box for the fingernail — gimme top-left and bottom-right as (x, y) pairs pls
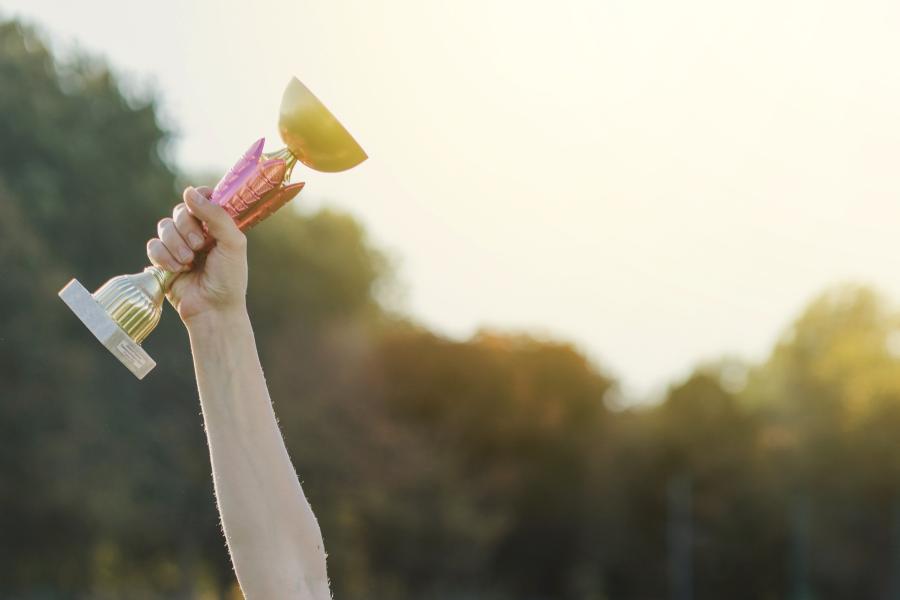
(178, 247), (192, 262)
(188, 232), (203, 249)
(191, 188), (208, 205)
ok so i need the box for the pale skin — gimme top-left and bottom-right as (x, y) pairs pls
(147, 186), (331, 600)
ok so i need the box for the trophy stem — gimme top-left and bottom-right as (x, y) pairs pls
(148, 264), (180, 293)
(264, 147), (298, 180)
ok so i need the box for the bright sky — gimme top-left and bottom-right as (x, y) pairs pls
(6, 0), (900, 399)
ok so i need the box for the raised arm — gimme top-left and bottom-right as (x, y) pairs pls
(147, 186), (330, 599)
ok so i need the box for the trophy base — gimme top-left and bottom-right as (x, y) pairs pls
(59, 279), (156, 379)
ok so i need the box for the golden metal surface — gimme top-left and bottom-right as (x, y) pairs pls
(92, 267), (169, 343)
(278, 77), (368, 172)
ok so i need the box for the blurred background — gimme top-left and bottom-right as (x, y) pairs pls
(3, 1), (900, 598)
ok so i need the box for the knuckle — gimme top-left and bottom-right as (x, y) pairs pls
(175, 207), (200, 231)
(146, 240), (166, 263)
(160, 227), (178, 245)
(166, 236), (191, 257)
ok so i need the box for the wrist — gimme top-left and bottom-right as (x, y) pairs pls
(184, 305), (251, 339)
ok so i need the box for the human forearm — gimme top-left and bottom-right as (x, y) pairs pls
(187, 308), (330, 599)
(147, 188), (331, 598)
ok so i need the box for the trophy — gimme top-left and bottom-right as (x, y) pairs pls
(58, 77), (367, 379)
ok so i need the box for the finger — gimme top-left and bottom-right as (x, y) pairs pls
(157, 217), (194, 265)
(172, 203), (206, 251)
(147, 238), (184, 273)
(167, 273), (191, 308)
(183, 186), (245, 251)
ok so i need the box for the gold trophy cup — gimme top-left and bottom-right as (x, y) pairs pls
(58, 78), (367, 379)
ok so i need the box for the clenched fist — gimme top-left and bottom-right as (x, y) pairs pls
(146, 186), (248, 324)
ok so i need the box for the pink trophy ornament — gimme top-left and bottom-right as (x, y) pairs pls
(58, 77), (367, 379)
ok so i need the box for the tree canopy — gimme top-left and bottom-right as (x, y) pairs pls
(3, 19), (900, 600)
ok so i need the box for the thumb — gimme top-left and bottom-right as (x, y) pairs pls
(183, 186), (245, 251)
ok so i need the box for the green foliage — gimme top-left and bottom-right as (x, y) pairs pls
(7, 18), (900, 600)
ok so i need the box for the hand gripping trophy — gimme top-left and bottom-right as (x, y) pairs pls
(58, 78), (367, 379)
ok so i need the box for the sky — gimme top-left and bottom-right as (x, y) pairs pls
(5, 0), (900, 399)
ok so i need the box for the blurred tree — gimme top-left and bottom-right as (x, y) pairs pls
(373, 330), (613, 599)
(0, 18), (195, 595)
(744, 285), (900, 599)
(659, 374), (782, 600)
(10, 14), (900, 600)
(0, 19), (393, 598)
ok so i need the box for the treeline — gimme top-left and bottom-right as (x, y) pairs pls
(3, 20), (900, 600)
